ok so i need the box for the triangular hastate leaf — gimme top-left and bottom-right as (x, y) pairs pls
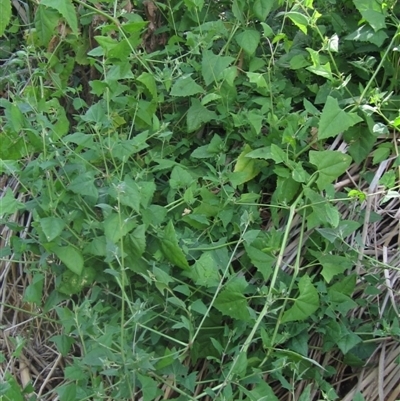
(137, 72), (158, 100)
(0, 0), (11, 36)
(52, 245), (84, 276)
(245, 244), (273, 281)
(109, 176), (141, 212)
(40, 0), (78, 34)
(353, 0), (386, 31)
(186, 251), (220, 288)
(231, 144), (261, 185)
(282, 275), (319, 323)
(235, 29), (261, 55)
(286, 11), (309, 34)
(318, 96), (363, 140)
(40, 217), (66, 242)
(160, 221), (189, 270)
(187, 98), (217, 132)
(104, 213), (136, 243)
(137, 374), (163, 401)
(309, 150), (352, 190)
(242, 381), (279, 401)
(202, 50), (234, 86)
(253, 0), (273, 21)
(0, 189), (24, 217)
(170, 74), (204, 97)
(310, 252), (353, 283)
(214, 277), (250, 321)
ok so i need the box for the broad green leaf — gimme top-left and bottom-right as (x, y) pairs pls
(82, 101), (108, 124)
(0, 159), (20, 175)
(232, 351), (248, 378)
(202, 50), (234, 86)
(56, 383), (76, 401)
(170, 165), (194, 189)
(109, 176), (140, 212)
(152, 266), (174, 294)
(391, 116), (400, 127)
(292, 162), (310, 183)
(245, 245), (273, 280)
(85, 237), (107, 257)
(0, 0), (11, 36)
(329, 293), (357, 315)
(142, 205), (167, 227)
(50, 334), (75, 357)
(282, 275), (319, 323)
(35, 5), (59, 46)
(184, 0), (204, 11)
(345, 25), (388, 47)
(245, 146), (273, 160)
(9, 103), (24, 132)
(298, 384), (312, 401)
(379, 170), (396, 188)
(201, 93), (221, 105)
(170, 74), (204, 97)
(309, 150), (352, 190)
(318, 96), (363, 140)
(52, 245), (84, 276)
(41, 0), (78, 34)
(353, 392), (366, 401)
(344, 125), (376, 165)
(253, 0), (273, 20)
(53, 105), (70, 139)
(273, 175), (300, 204)
(137, 72), (158, 100)
(68, 172), (98, 200)
(129, 225), (146, 257)
(247, 110), (264, 135)
(232, 0), (245, 24)
(314, 253), (353, 283)
(160, 221), (189, 270)
(40, 217), (66, 242)
(137, 374), (163, 401)
(187, 98), (217, 133)
(94, 36), (133, 60)
(270, 144), (286, 163)
(0, 189), (24, 217)
(232, 144), (261, 185)
(104, 213), (136, 243)
(214, 277), (250, 321)
(235, 29), (261, 55)
(190, 145), (211, 158)
(246, 72), (268, 88)
(261, 22), (273, 38)
(290, 54), (310, 70)
(307, 62), (333, 80)
(243, 381), (279, 401)
(336, 323), (362, 354)
(306, 187), (341, 229)
(187, 252), (220, 288)
(373, 144), (391, 165)
(138, 180), (156, 208)
(317, 220), (360, 243)
(353, 0), (386, 32)
(286, 11), (309, 34)
(23, 273), (44, 304)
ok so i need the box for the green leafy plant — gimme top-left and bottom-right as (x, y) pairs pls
(1, 0), (400, 400)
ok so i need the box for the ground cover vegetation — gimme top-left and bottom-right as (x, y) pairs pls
(1, 0), (400, 399)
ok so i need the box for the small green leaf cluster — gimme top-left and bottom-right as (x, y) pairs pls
(1, 0), (400, 400)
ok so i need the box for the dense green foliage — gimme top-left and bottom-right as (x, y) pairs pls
(1, 0), (400, 400)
